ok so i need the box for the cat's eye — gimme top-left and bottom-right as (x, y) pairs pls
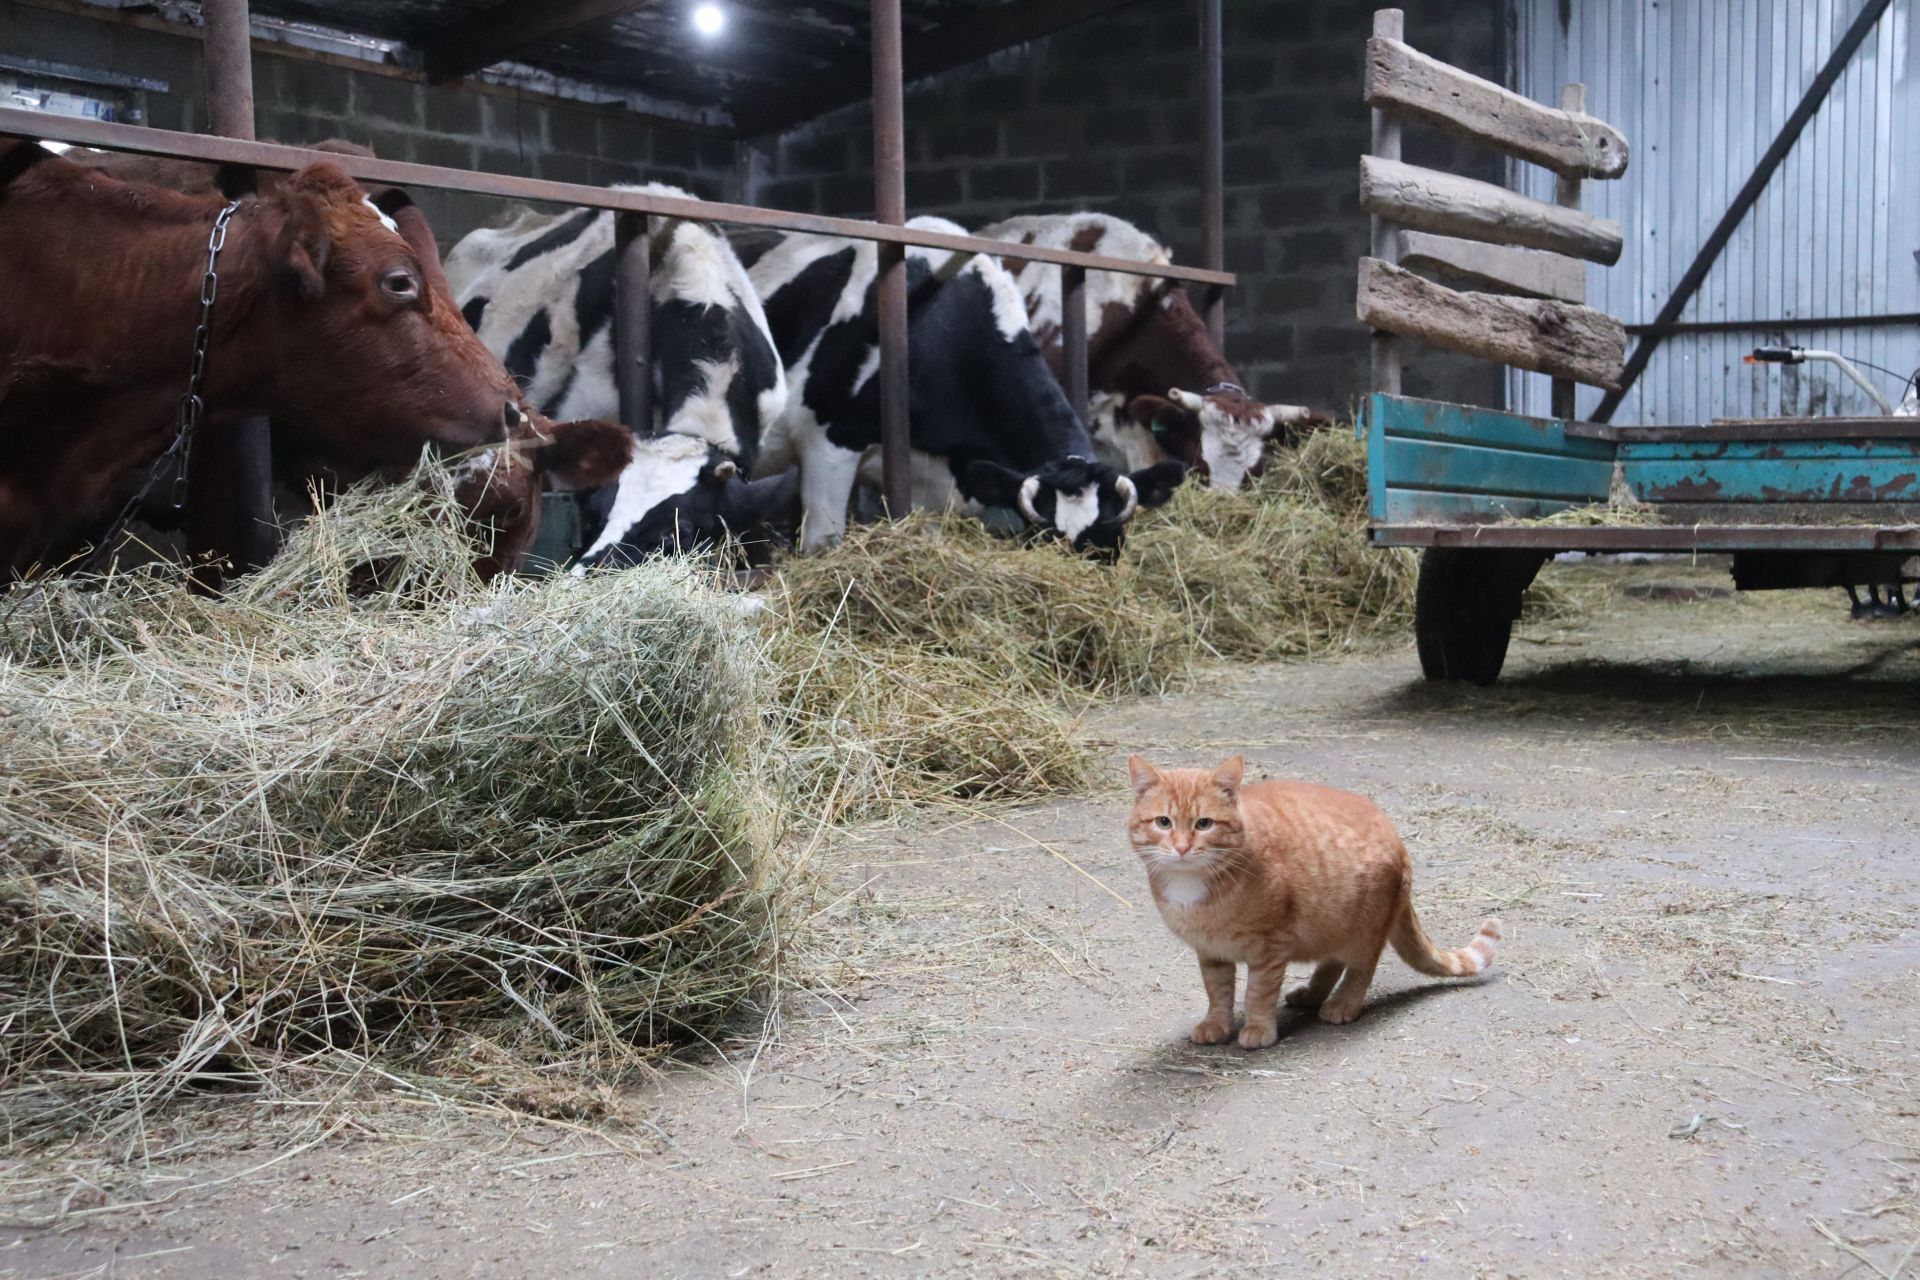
(1194, 818), (1214, 831)
(1154, 816), (1172, 830)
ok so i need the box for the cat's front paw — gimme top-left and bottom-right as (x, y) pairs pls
(1237, 1023), (1278, 1050)
(1283, 985), (1323, 1011)
(1190, 1017), (1235, 1045)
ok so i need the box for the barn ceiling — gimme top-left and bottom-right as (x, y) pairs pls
(236, 0), (1106, 136)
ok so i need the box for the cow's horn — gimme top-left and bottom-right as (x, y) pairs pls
(1169, 388), (1207, 412)
(1115, 474), (1139, 522)
(1017, 475), (1044, 524)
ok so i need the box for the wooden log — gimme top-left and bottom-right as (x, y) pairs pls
(1394, 230), (1585, 304)
(1360, 156), (1624, 265)
(1356, 257), (1625, 389)
(1364, 35), (1629, 180)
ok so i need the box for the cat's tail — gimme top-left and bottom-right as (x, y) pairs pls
(1390, 902), (1502, 978)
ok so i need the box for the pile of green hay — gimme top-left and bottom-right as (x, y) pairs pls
(0, 480), (793, 1142)
(1126, 429), (1418, 660)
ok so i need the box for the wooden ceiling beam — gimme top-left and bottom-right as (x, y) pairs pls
(419, 0), (663, 84)
(731, 0), (1147, 138)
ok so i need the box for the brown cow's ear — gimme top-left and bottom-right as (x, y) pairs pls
(274, 164), (362, 300)
(279, 230), (328, 300)
(532, 418), (634, 491)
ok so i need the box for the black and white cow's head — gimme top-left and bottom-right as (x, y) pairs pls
(445, 189), (791, 572)
(575, 434), (801, 570)
(963, 455), (1186, 558)
(976, 213), (1322, 492)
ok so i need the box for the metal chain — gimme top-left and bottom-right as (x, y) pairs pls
(85, 199), (243, 572)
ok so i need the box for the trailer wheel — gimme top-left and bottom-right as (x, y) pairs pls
(1414, 548), (1545, 685)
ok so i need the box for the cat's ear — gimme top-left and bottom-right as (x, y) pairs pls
(1127, 754), (1162, 796)
(1212, 754), (1246, 794)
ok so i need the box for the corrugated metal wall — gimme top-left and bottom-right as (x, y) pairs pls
(1505, 0), (1919, 424)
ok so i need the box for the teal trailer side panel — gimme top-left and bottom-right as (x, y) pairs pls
(1623, 456), (1920, 503)
(1387, 438), (1612, 502)
(1365, 394), (1613, 526)
(1370, 395), (1615, 460)
(1620, 438), (1920, 461)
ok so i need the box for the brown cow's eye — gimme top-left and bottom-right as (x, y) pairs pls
(382, 271), (419, 301)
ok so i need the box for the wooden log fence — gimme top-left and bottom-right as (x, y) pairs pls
(1359, 8), (1629, 401)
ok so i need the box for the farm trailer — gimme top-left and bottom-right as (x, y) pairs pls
(1354, 6), (1918, 685)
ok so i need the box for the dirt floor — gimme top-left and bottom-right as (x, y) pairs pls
(7, 558), (1920, 1278)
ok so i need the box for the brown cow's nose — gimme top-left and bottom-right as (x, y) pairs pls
(503, 401), (524, 433)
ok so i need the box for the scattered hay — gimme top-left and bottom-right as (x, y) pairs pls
(1126, 431), (1418, 661)
(766, 619), (1102, 822)
(0, 478), (798, 1149)
(761, 430), (1418, 816)
(1507, 502), (1665, 527)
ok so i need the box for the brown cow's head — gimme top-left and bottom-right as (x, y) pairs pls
(1124, 385), (1325, 491)
(454, 413), (635, 580)
(254, 167), (522, 471)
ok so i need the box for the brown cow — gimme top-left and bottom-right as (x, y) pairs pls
(981, 213), (1321, 490)
(49, 142), (625, 581)
(0, 139), (523, 578)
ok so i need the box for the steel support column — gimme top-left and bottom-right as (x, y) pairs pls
(872, 0), (911, 519)
(1199, 0), (1225, 349)
(201, 0), (275, 576)
(1062, 265), (1089, 424)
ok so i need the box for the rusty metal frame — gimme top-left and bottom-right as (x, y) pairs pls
(201, 0), (277, 577)
(1371, 524), (1920, 553)
(871, 0), (912, 519)
(4, 0), (1236, 551)
(0, 113), (1235, 287)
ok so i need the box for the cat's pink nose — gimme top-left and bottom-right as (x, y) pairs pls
(1174, 840), (1193, 856)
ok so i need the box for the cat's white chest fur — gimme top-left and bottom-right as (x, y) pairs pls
(1157, 873), (1211, 909)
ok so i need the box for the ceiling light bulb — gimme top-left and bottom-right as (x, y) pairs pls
(693, 4), (725, 36)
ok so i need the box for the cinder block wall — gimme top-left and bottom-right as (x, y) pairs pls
(0, 0), (737, 247)
(748, 0), (1507, 413)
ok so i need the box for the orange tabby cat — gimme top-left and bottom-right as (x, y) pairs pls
(1128, 754), (1501, 1049)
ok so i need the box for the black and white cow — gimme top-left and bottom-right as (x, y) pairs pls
(736, 217), (1186, 555)
(443, 186), (798, 568)
(979, 213), (1320, 491)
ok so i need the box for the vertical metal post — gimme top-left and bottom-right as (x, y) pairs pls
(1062, 265), (1089, 424)
(1551, 83), (1585, 422)
(614, 212), (654, 433)
(202, 0), (275, 574)
(872, 0), (912, 519)
(1200, 0), (1225, 350)
(1368, 8), (1404, 397)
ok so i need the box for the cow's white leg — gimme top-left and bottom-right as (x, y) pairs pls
(797, 428), (861, 553)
